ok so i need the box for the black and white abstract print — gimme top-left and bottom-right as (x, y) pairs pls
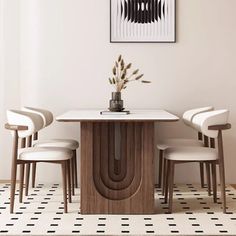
(120, 0), (166, 24)
(111, 0), (175, 42)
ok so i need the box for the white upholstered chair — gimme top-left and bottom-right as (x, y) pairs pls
(5, 110), (73, 213)
(157, 107), (214, 194)
(164, 110), (231, 213)
(22, 107), (79, 196)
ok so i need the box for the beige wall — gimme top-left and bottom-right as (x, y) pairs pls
(0, 0), (21, 179)
(0, 0), (4, 179)
(1, 0), (236, 183)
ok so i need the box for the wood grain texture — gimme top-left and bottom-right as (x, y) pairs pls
(80, 121), (155, 214)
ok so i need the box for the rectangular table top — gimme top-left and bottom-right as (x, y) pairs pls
(56, 110), (179, 122)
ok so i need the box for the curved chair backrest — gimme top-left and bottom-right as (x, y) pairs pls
(192, 109), (229, 138)
(22, 107), (53, 128)
(182, 106), (214, 127)
(7, 110), (44, 138)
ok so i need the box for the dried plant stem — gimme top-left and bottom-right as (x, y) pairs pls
(109, 55), (151, 92)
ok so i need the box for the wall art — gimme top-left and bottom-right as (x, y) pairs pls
(110, 0), (176, 42)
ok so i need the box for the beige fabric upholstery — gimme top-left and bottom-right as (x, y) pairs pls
(157, 138), (204, 150)
(34, 139), (79, 150)
(18, 147), (72, 161)
(7, 110), (44, 138)
(192, 110), (229, 138)
(23, 107), (53, 127)
(165, 146), (218, 161)
(182, 106), (214, 126)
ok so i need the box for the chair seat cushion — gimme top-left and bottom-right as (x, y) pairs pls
(34, 139), (79, 150)
(157, 138), (204, 150)
(18, 147), (73, 161)
(165, 147), (218, 161)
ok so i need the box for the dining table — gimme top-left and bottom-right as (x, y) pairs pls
(56, 109), (179, 214)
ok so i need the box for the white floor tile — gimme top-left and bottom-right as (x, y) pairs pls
(0, 183), (236, 235)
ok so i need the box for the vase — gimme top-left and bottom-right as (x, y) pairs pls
(109, 92), (124, 112)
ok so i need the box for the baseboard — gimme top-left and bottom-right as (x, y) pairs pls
(0, 180), (20, 183)
(0, 180), (235, 189)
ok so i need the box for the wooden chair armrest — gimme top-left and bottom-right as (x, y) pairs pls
(5, 123), (28, 131)
(208, 123), (231, 130)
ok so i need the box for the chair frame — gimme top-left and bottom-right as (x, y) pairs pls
(5, 123), (72, 213)
(22, 107), (79, 192)
(161, 132), (211, 196)
(158, 106), (215, 190)
(164, 123), (231, 213)
(27, 135), (79, 195)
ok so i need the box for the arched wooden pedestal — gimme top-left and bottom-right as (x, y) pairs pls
(80, 121), (155, 214)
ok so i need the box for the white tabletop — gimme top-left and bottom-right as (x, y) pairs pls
(56, 110), (179, 122)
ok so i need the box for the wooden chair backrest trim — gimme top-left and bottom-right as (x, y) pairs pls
(208, 123), (231, 131)
(5, 123), (28, 131)
(5, 123), (33, 162)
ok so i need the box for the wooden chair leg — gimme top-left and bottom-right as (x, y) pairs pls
(10, 163), (18, 213)
(211, 163), (217, 203)
(158, 150), (164, 188)
(162, 158), (167, 196)
(200, 163), (205, 188)
(19, 164), (25, 203)
(70, 155), (75, 196)
(206, 163), (211, 196)
(168, 161), (175, 213)
(25, 163), (30, 196)
(219, 162), (226, 213)
(164, 160), (170, 204)
(32, 163), (37, 188)
(73, 150), (78, 188)
(61, 161), (68, 213)
(67, 160), (72, 203)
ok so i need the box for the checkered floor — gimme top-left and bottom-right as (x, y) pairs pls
(1, 183), (236, 235)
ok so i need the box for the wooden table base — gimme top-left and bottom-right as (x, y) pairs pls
(80, 121), (155, 214)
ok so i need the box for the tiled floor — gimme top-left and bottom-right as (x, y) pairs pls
(0, 183), (236, 235)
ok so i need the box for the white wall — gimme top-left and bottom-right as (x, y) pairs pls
(0, 0), (21, 179)
(1, 0), (236, 183)
(0, 0), (4, 177)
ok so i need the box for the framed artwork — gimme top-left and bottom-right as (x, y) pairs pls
(110, 0), (176, 43)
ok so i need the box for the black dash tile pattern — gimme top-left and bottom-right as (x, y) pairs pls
(0, 183), (235, 235)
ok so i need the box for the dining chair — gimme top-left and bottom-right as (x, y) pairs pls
(22, 107), (79, 196)
(164, 109), (230, 213)
(157, 107), (214, 193)
(5, 110), (73, 213)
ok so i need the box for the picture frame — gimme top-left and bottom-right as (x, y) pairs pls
(110, 0), (176, 43)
